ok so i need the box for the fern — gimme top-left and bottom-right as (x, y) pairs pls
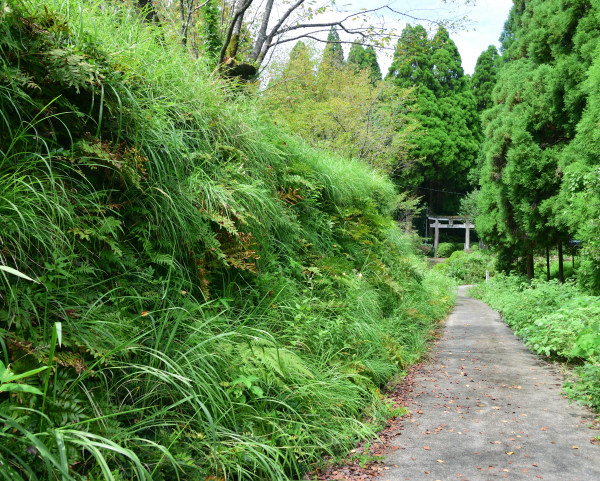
(237, 339), (314, 382)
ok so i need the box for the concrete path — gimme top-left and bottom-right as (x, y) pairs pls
(383, 286), (600, 481)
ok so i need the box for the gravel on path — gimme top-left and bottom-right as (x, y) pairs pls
(382, 286), (600, 481)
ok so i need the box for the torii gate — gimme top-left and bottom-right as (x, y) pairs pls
(428, 216), (475, 257)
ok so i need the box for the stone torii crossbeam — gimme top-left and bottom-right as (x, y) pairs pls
(429, 216), (475, 257)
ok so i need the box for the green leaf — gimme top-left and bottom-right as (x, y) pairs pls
(55, 321), (63, 348)
(1, 365), (48, 383)
(0, 264), (40, 283)
(0, 383), (44, 395)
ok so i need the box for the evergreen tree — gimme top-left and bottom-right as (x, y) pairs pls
(364, 46), (382, 82)
(348, 41), (381, 83)
(499, 0), (526, 54)
(347, 41), (366, 68)
(476, 0), (600, 277)
(387, 25), (480, 214)
(322, 26), (344, 68)
(471, 45), (500, 112)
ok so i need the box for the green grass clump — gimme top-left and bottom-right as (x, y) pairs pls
(471, 275), (600, 412)
(0, 1), (454, 479)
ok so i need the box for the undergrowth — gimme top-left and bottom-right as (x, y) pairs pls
(434, 249), (496, 283)
(471, 276), (600, 412)
(0, 1), (454, 479)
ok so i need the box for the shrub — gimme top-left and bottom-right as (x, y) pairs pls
(444, 250), (495, 283)
(435, 242), (463, 258)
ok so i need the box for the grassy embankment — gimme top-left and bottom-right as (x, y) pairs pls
(0, 1), (454, 479)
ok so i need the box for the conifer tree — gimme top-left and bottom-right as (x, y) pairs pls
(322, 26), (344, 68)
(471, 45), (500, 112)
(347, 41), (366, 69)
(476, 0), (600, 277)
(348, 42), (381, 83)
(387, 25), (480, 214)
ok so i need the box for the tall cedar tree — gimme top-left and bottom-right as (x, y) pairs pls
(322, 26), (344, 68)
(348, 41), (382, 83)
(476, 0), (600, 278)
(471, 45), (500, 112)
(552, 9), (600, 291)
(387, 25), (480, 214)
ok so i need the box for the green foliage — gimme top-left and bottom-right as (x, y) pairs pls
(0, 2), (454, 479)
(472, 275), (600, 411)
(470, 45), (500, 112)
(435, 242), (463, 258)
(439, 249), (495, 283)
(263, 42), (417, 171)
(347, 41), (382, 83)
(200, 0), (221, 61)
(387, 25), (481, 214)
(322, 26), (344, 68)
(476, 0), (600, 276)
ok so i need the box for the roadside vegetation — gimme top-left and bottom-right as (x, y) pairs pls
(472, 276), (600, 412)
(0, 1), (454, 479)
(434, 248), (495, 284)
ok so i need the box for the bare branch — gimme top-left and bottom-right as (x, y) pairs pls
(264, 33), (396, 50)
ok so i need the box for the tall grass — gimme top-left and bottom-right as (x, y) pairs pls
(0, 1), (454, 478)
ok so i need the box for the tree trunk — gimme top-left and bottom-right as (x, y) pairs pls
(225, 15), (243, 58)
(546, 246), (550, 281)
(251, 0), (274, 60)
(180, 0), (187, 46)
(526, 250), (534, 280)
(558, 242), (564, 283)
(219, 0), (253, 63)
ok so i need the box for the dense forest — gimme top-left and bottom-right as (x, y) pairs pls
(1, 0), (599, 479)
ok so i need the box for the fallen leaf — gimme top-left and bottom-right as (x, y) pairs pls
(572, 446), (579, 449)
(141, 311), (150, 316)
(437, 459), (445, 463)
(423, 446), (431, 450)
(506, 451), (514, 455)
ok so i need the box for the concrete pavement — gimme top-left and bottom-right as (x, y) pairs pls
(383, 286), (600, 481)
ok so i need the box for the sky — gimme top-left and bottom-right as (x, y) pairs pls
(281, 0), (515, 75)
(421, 0), (514, 74)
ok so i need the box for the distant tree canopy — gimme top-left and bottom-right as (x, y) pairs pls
(137, 0), (457, 73)
(347, 41), (382, 83)
(322, 26), (344, 68)
(387, 25), (480, 214)
(471, 45), (500, 113)
(263, 41), (416, 171)
(476, 0), (600, 282)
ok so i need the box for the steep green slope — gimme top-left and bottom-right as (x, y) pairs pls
(0, 2), (453, 479)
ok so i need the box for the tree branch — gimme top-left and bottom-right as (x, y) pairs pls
(218, 0), (253, 64)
